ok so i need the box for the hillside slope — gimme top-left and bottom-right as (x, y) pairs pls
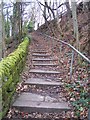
(37, 10), (90, 56)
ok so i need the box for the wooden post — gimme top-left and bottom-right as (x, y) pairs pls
(70, 50), (74, 80)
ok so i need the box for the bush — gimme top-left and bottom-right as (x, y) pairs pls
(27, 21), (34, 32)
(0, 37), (30, 119)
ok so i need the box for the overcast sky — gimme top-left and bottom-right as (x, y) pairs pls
(2, 0), (83, 4)
(1, 0), (84, 30)
(2, 0), (67, 29)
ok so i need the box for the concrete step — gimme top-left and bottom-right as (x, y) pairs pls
(32, 58), (57, 61)
(33, 63), (58, 66)
(32, 51), (47, 54)
(13, 92), (71, 113)
(29, 69), (60, 74)
(24, 78), (63, 86)
(33, 49), (46, 51)
(32, 53), (50, 57)
(2, 118), (65, 120)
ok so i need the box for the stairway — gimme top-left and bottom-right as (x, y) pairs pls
(12, 48), (71, 119)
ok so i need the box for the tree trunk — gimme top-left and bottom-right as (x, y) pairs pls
(2, 2), (6, 58)
(65, 0), (71, 18)
(0, 2), (2, 60)
(17, 2), (21, 43)
(43, 0), (47, 24)
(71, 0), (80, 51)
(20, 2), (22, 38)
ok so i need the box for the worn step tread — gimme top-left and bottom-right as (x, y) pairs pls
(24, 78), (63, 86)
(33, 49), (46, 51)
(29, 69), (60, 74)
(32, 58), (57, 61)
(33, 51), (47, 54)
(13, 93), (71, 113)
(33, 63), (58, 66)
(32, 53), (50, 57)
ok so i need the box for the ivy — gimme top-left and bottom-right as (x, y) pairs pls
(65, 77), (89, 118)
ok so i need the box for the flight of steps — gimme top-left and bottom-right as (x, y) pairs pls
(12, 48), (71, 119)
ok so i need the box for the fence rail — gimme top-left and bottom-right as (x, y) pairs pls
(39, 32), (90, 64)
(39, 32), (90, 81)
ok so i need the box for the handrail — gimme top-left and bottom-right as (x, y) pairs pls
(39, 32), (90, 64)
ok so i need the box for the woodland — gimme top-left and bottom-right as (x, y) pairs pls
(0, 0), (90, 120)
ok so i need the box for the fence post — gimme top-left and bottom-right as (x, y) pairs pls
(51, 38), (54, 57)
(70, 50), (74, 80)
(60, 43), (63, 53)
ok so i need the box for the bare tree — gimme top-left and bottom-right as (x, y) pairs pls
(43, 1), (47, 23)
(71, 0), (80, 50)
(11, 1), (22, 43)
(0, 2), (2, 60)
(0, 2), (3, 119)
(37, 0), (64, 22)
(65, 0), (71, 18)
(2, 2), (6, 58)
(55, 0), (63, 38)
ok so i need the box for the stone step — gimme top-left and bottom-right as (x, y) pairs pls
(24, 78), (63, 86)
(2, 118), (62, 120)
(29, 69), (60, 74)
(32, 58), (57, 61)
(32, 53), (50, 57)
(33, 63), (58, 66)
(32, 51), (47, 54)
(34, 48), (46, 50)
(13, 93), (71, 113)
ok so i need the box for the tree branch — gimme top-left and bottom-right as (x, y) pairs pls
(38, 1), (64, 11)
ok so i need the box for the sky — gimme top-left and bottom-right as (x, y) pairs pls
(1, 0), (90, 4)
(2, 0), (68, 30)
